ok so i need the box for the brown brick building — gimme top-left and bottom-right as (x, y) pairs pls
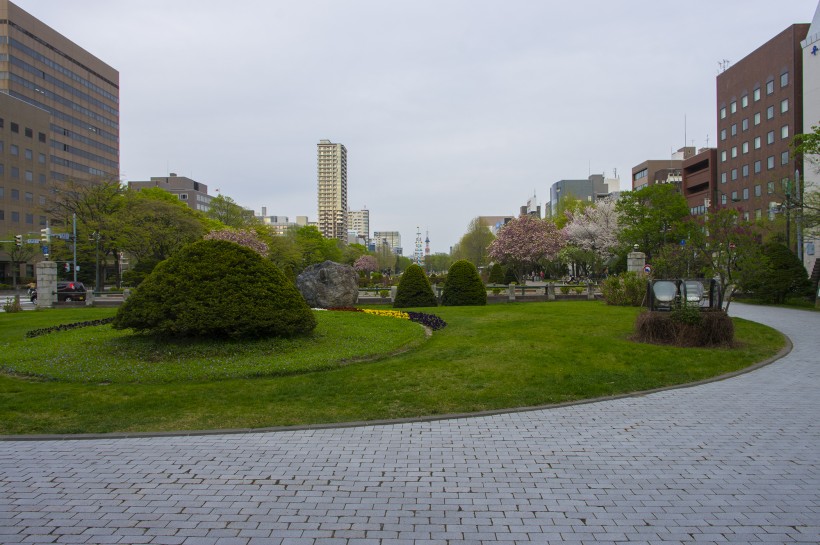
(716, 24), (809, 221)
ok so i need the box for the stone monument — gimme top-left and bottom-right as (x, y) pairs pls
(296, 261), (359, 308)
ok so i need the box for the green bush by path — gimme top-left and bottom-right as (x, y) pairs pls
(113, 239), (316, 339)
(393, 263), (438, 308)
(601, 272), (646, 306)
(0, 302), (785, 435)
(488, 263), (505, 284)
(441, 260), (486, 306)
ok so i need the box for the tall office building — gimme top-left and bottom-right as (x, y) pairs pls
(716, 24), (809, 222)
(317, 139), (347, 242)
(348, 208), (370, 242)
(0, 0), (118, 282)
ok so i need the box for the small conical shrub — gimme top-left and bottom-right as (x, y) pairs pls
(488, 263), (505, 284)
(393, 263), (438, 308)
(441, 260), (487, 306)
(113, 239), (316, 339)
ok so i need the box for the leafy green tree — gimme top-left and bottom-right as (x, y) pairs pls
(616, 184), (689, 261)
(205, 194), (257, 228)
(425, 252), (453, 274)
(267, 234), (302, 283)
(488, 263), (505, 284)
(393, 263), (438, 308)
(0, 242), (37, 288)
(451, 217), (495, 268)
(441, 260), (486, 306)
(737, 242), (811, 303)
(113, 240), (316, 339)
(291, 225), (342, 272)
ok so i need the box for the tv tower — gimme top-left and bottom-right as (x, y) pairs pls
(414, 227), (424, 265)
(425, 230), (430, 258)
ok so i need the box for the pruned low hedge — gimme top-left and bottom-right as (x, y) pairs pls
(26, 317), (115, 338)
(633, 310), (734, 347)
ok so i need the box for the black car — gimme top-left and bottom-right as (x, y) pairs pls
(29, 281), (88, 303)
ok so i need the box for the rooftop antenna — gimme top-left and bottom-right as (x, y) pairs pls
(718, 59), (731, 73)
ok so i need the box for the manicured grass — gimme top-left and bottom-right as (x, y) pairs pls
(0, 302), (785, 435)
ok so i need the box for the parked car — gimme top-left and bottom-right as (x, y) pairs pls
(57, 281), (86, 302)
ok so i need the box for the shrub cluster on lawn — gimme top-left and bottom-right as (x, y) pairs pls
(601, 272), (646, 306)
(112, 239), (317, 339)
(441, 260), (486, 306)
(393, 264), (438, 308)
(633, 309), (734, 347)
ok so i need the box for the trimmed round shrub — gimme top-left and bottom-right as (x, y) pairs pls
(745, 242), (811, 304)
(112, 239), (316, 339)
(441, 260), (487, 306)
(393, 263), (438, 308)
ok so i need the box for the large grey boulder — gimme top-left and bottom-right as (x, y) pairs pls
(296, 261), (359, 308)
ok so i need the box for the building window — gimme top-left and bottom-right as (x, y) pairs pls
(24, 191), (33, 203)
(766, 79), (774, 94)
(38, 132), (46, 143)
(781, 71), (789, 87)
(10, 144), (18, 156)
(731, 190), (738, 201)
(731, 146), (737, 158)
(24, 170), (33, 182)
(38, 173), (45, 184)
(743, 211), (750, 221)
(754, 112), (761, 125)
(38, 153), (45, 164)
(24, 148), (32, 160)
(731, 123), (737, 136)
(768, 181), (775, 194)
(754, 161), (761, 174)
(742, 164), (749, 177)
(730, 101), (737, 114)
(731, 168), (738, 181)
(755, 209), (762, 220)
(742, 188), (749, 200)
(720, 107), (727, 119)
(742, 141), (749, 154)
(767, 131), (775, 145)
(11, 188), (19, 200)
(782, 151), (789, 165)
(741, 95), (749, 108)
(742, 118), (749, 131)
(754, 184), (761, 197)
(781, 125), (789, 139)
(767, 105), (774, 120)
(24, 127), (32, 138)
(767, 156), (775, 170)
(720, 129), (727, 141)
(11, 211), (19, 222)
(721, 150), (727, 162)
(11, 122), (19, 133)
(781, 98), (789, 113)
(11, 166), (19, 178)
(721, 194), (727, 205)
(754, 87), (761, 101)
(754, 136), (761, 149)
(25, 213), (34, 225)
(721, 172), (727, 184)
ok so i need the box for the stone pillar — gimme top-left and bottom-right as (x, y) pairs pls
(35, 261), (57, 309)
(627, 250), (646, 274)
(507, 284), (516, 302)
(390, 286), (397, 302)
(547, 283), (556, 301)
(587, 282), (596, 300)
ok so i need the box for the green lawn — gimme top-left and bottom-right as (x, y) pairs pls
(0, 302), (785, 435)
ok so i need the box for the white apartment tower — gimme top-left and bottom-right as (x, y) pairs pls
(317, 139), (348, 241)
(348, 208), (370, 242)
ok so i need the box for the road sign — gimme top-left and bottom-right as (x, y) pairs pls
(26, 239), (39, 244)
(41, 245), (49, 255)
(644, 265), (652, 274)
(53, 232), (71, 240)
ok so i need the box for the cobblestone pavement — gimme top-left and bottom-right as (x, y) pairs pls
(1, 303), (818, 544)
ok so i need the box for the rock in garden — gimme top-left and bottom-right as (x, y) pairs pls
(296, 261), (359, 308)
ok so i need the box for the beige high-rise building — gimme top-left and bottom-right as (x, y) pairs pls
(348, 208), (369, 242)
(317, 139), (347, 241)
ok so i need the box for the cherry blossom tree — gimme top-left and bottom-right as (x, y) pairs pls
(487, 215), (566, 283)
(353, 254), (378, 276)
(204, 228), (268, 256)
(562, 197), (621, 276)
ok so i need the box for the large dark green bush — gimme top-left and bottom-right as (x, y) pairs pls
(393, 263), (438, 308)
(112, 239), (316, 339)
(441, 260), (487, 306)
(742, 242), (811, 304)
(600, 272), (646, 306)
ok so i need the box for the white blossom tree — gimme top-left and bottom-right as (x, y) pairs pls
(562, 198), (621, 276)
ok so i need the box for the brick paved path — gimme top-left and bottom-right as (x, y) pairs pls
(1, 303), (818, 544)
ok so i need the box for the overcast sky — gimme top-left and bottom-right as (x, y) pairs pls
(14, 0), (820, 253)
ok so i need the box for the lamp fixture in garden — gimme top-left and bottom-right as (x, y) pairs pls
(646, 278), (723, 312)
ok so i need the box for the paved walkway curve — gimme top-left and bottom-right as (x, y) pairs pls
(1, 303), (818, 544)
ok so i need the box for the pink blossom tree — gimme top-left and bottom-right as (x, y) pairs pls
(562, 198), (621, 275)
(487, 215), (566, 283)
(353, 254), (378, 277)
(204, 228), (268, 256)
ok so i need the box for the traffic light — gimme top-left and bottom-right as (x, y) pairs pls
(14, 234), (22, 248)
(40, 227), (50, 244)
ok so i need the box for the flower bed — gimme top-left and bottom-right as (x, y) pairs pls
(328, 307), (447, 331)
